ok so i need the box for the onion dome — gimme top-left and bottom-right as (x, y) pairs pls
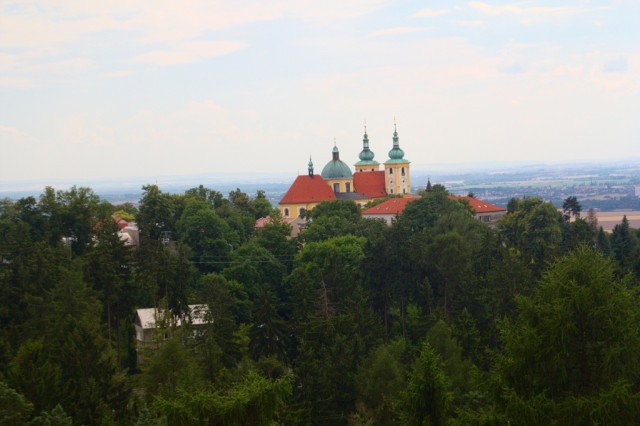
(385, 123), (409, 164)
(321, 144), (353, 179)
(355, 126), (379, 167)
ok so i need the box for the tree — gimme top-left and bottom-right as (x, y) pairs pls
(152, 370), (293, 426)
(354, 339), (408, 424)
(498, 197), (562, 275)
(494, 245), (640, 424)
(562, 196), (582, 220)
(399, 341), (450, 426)
(610, 215), (637, 274)
(137, 185), (177, 241)
(176, 198), (233, 271)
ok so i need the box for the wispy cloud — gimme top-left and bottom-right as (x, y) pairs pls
(468, 2), (582, 17)
(452, 19), (486, 28)
(134, 40), (247, 66)
(413, 8), (449, 18)
(0, 76), (35, 89)
(370, 26), (430, 37)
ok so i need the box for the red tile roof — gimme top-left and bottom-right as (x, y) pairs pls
(450, 196), (506, 213)
(353, 170), (387, 198)
(280, 175), (337, 204)
(255, 217), (273, 229)
(362, 195), (506, 217)
(362, 196), (418, 216)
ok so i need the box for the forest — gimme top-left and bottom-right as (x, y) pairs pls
(1, 184), (640, 425)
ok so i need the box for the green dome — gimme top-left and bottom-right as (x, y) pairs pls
(358, 131), (375, 162)
(321, 145), (353, 179)
(385, 125), (408, 164)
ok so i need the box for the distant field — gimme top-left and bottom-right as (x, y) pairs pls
(595, 211), (640, 232)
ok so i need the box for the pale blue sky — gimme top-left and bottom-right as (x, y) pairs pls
(1, 1), (639, 181)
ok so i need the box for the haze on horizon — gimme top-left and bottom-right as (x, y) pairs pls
(1, 1), (639, 183)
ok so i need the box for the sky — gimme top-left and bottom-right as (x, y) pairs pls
(1, 0), (639, 183)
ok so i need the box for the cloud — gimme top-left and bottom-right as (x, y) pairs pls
(370, 27), (430, 37)
(602, 57), (628, 73)
(0, 76), (35, 88)
(413, 8), (449, 18)
(468, 2), (581, 17)
(452, 19), (486, 28)
(134, 40), (247, 65)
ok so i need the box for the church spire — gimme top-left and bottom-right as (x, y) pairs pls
(308, 156), (314, 177)
(358, 121), (376, 163)
(388, 120), (405, 160)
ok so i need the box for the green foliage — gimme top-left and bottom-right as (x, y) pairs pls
(399, 341), (451, 426)
(0, 380), (33, 425)
(497, 197), (562, 275)
(3, 184), (640, 425)
(354, 339), (408, 424)
(494, 245), (640, 422)
(153, 370), (293, 426)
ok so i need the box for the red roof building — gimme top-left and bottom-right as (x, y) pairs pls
(353, 170), (387, 198)
(280, 175), (337, 204)
(362, 195), (506, 225)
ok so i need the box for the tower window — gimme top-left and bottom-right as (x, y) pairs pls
(389, 168), (393, 175)
(284, 208), (290, 217)
(390, 189), (394, 194)
(333, 183), (340, 192)
(401, 167), (405, 176)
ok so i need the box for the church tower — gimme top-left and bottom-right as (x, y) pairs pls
(384, 123), (411, 195)
(354, 125), (380, 172)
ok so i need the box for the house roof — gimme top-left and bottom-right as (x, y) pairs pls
(362, 196), (418, 216)
(353, 171), (387, 198)
(255, 217), (273, 229)
(135, 304), (208, 330)
(362, 195), (506, 217)
(450, 196), (506, 214)
(280, 175), (336, 205)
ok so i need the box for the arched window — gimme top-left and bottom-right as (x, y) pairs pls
(346, 182), (351, 192)
(333, 183), (340, 192)
(284, 208), (290, 217)
(389, 168), (393, 175)
(401, 167), (405, 176)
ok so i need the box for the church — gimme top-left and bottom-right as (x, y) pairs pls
(278, 125), (412, 218)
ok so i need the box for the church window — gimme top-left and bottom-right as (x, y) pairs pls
(333, 183), (340, 192)
(401, 167), (405, 176)
(284, 208), (290, 217)
(390, 189), (394, 194)
(389, 168), (393, 175)
(346, 182), (351, 192)
(403, 189), (406, 194)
